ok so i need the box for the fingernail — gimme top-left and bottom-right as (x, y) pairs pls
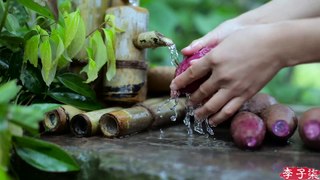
(170, 82), (177, 90)
(182, 46), (191, 51)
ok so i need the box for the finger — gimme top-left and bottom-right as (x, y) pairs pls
(188, 74), (218, 107)
(208, 97), (245, 127)
(195, 89), (233, 120)
(170, 56), (211, 91)
(181, 34), (218, 56)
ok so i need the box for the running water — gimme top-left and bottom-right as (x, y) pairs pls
(159, 42), (215, 136)
(168, 44), (179, 67)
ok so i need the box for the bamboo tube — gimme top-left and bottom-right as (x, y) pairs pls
(147, 66), (175, 95)
(149, 98), (186, 128)
(44, 105), (84, 134)
(100, 106), (153, 137)
(99, 98), (186, 137)
(70, 107), (122, 137)
(103, 6), (148, 103)
(133, 31), (174, 49)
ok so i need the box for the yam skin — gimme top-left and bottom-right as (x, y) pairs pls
(261, 104), (297, 141)
(299, 108), (320, 150)
(174, 47), (212, 95)
(231, 111), (266, 149)
(240, 93), (277, 116)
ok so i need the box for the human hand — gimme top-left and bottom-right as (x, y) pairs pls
(171, 25), (284, 127)
(181, 19), (245, 56)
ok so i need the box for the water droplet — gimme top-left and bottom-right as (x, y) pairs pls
(194, 121), (205, 134)
(205, 119), (214, 136)
(159, 129), (164, 139)
(128, 0), (140, 6)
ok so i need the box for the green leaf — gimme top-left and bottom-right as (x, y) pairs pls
(5, 14), (20, 34)
(67, 11), (85, 58)
(20, 64), (46, 94)
(8, 103), (60, 134)
(0, 117), (11, 172)
(91, 31), (107, 69)
(64, 11), (80, 48)
(81, 54), (97, 83)
(50, 31), (64, 62)
(39, 39), (53, 86)
(48, 90), (103, 111)
(0, 80), (21, 103)
(24, 34), (40, 67)
(57, 73), (96, 99)
(42, 59), (58, 87)
(81, 31), (107, 83)
(12, 136), (80, 172)
(0, 168), (9, 180)
(17, 0), (55, 20)
(103, 29), (116, 81)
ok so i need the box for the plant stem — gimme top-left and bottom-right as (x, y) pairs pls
(85, 21), (107, 38)
(0, 0), (10, 35)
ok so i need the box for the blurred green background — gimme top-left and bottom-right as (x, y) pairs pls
(140, 0), (320, 106)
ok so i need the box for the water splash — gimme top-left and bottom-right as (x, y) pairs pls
(183, 94), (193, 135)
(194, 121), (205, 135)
(157, 94), (179, 122)
(183, 94), (214, 136)
(205, 119), (214, 136)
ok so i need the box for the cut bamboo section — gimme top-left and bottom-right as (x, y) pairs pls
(44, 105), (84, 134)
(70, 107), (122, 137)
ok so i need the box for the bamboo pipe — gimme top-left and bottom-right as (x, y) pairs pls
(70, 107), (122, 137)
(133, 31), (174, 49)
(99, 98), (186, 137)
(43, 105), (84, 134)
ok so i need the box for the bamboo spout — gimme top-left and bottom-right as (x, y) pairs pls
(133, 31), (174, 49)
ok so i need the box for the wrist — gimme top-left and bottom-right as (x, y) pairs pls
(267, 19), (320, 68)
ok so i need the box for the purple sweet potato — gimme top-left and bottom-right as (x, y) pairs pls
(261, 104), (297, 141)
(174, 46), (213, 94)
(240, 93), (277, 116)
(231, 111), (266, 149)
(299, 108), (320, 150)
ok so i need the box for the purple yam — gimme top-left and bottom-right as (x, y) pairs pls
(174, 46), (213, 95)
(299, 108), (320, 150)
(261, 104), (297, 141)
(231, 111), (266, 149)
(240, 93), (277, 116)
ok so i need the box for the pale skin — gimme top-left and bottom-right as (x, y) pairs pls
(170, 0), (320, 127)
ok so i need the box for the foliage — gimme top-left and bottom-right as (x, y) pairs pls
(0, 0), (117, 110)
(0, 81), (80, 179)
(0, 0), (124, 178)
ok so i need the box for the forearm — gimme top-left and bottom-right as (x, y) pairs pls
(237, 0), (320, 25)
(270, 18), (320, 67)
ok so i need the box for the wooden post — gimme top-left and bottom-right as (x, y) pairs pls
(103, 6), (149, 104)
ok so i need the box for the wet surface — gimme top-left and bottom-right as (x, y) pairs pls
(42, 124), (320, 180)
